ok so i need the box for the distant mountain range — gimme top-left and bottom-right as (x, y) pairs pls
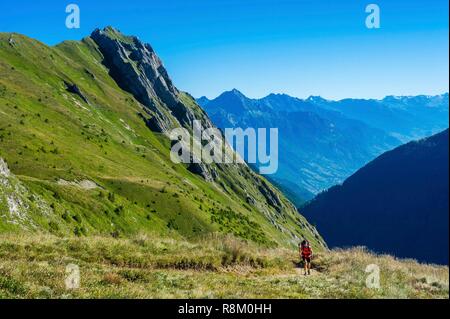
(307, 94), (449, 143)
(301, 129), (449, 265)
(198, 90), (449, 205)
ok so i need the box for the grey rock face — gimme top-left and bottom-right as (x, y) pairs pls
(137, 106), (173, 133)
(0, 157), (10, 177)
(246, 195), (256, 205)
(91, 28), (177, 106)
(89, 27), (221, 181)
(8, 36), (15, 47)
(90, 27), (202, 133)
(187, 162), (215, 182)
(258, 180), (282, 212)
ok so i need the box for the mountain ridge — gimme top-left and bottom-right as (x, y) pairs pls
(199, 90), (406, 202)
(198, 90), (448, 204)
(0, 28), (324, 248)
(199, 90), (449, 105)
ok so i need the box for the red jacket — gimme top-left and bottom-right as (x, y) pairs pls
(301, 245), (312, 257)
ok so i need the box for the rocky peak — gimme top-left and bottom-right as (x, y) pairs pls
(90, 27), (189, 132)
(91, 27), (178, 106)
(196, 96), (211, 107)
(205, 89), (254, 116)
(227, 88), (248, 100)
(306, 96), (328, 104)
(90, 27), (221, 180)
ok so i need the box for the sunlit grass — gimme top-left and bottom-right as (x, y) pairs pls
(0, 234), (447, 299)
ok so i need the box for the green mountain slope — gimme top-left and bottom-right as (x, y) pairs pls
(0, 28), (324, 249)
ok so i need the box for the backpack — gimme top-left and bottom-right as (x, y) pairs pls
(301, 241), (312, 257)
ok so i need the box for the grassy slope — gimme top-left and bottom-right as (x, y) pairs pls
(0, 32), (323, 248)
(0, 234), (447, 299)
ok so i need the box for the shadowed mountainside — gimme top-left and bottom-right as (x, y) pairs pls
(302, 129), (449, 264)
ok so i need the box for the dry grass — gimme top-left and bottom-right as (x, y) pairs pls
(0, 234), (448, 299)
(313, 247), (449, 298)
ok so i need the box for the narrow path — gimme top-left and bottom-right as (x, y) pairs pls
(271, 266), (320, 279)
(294, 267), (319, 276)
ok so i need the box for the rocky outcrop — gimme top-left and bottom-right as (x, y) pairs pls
(91, 28), (177, 105)
(137, 107), (174, 133)
(0, 158), (52, 229)
(89, 27), (222, 182)
(57, 179), (100, 190)
(187, 162), (214, 182)
(185, 147), (220, 182)
(246, 194), (256, 205)
(0, 157), (10, 177)
(90, 27), (203, 133)
(64, 81), (89, 104)
(8, 36), (15, 47)
(258, 180), (283, 212)
(84, 68), (96, 79)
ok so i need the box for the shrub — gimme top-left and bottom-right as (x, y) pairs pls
(61, 211), (70, 221)
(108, 192), (115, 202)
(73, 226), (84, 237)
(48, 221), (59, 233)
(72, 214), (82, 223)
(111, 230), (121, 239)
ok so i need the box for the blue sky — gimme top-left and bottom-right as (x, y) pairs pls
(0, 0), (448, 99)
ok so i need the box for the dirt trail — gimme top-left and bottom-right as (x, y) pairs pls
(272, 267), (320, 279)
(294, 267), (319, 276)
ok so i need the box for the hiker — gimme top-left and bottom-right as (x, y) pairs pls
(299, 239), (313, 275)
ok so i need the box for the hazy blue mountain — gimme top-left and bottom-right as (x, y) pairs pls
(199, 91), (449, 206)
(311, 94), (449, 143)
(302, 129), (449, 265)
(199, 90), (402, 204)
(196, 96), (210, 107)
